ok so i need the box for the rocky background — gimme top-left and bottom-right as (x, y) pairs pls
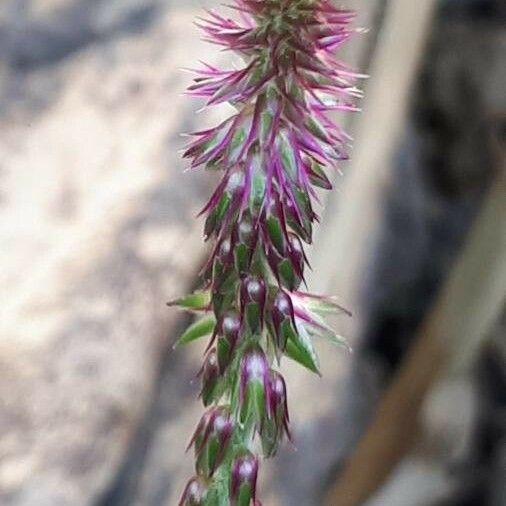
(0, 1), (504, 506)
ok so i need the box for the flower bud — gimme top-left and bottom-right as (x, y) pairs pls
(178, 476), (208, 506)
(270, 290), (296, 352)
(240, 276), (266, 332)
(264, 197), (287, 256)
(308, 160), (333, 190)
(217, 312), (242, 373)
(239, 347), (271, 425)
(213, 237), (233, 286)
(212, 238), (237, 317)
(203, 171), (245, 239)
(285, 190), (313, 244)
(204, 194), (230, 240)
(237, 212), (257, 247)
(266, 243), (302, 291)
(189, 407), (234, 476)
(199, 349), (220, 406)
(287, 232), (305, 279)
(270, 371), (290, 435)
(261, 371), (291, 457)
(230, 453), (259, 506)
(233, 212), (258, 274)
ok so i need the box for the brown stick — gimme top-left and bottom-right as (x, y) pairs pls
(324, 132), (506, 506)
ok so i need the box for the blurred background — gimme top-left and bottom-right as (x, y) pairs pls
(0, 0), (504, 505)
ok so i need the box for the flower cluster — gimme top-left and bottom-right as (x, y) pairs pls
(171, 1), (360, 503)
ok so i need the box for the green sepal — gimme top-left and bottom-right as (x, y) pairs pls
(293, 188), (313, 242)
(278, 258), (301, 291)
(260, 417), (279, 458)
(217, 337), (232, 373)
(278, 132), (298, 181)
(285, 187), (313, 244)
(217, 268), (237, 294)
(236, 483), (253, 506)
(205, 193), (232, 238)
(212, 289), (236, 320)
(205, 466), (231, 506)
(234, 243), (249, 274)
(260, 110), (273, 145)
(196, 437), (219, 477)
(278, 319), (293, 352)
(216, 192), (232, 221)
(249, 162), (266, 209)
(305, 116), (331, 145)
(286, 218), (309, 245)
(309, 162), (332, 190)
(212, 259), (233, 292)
(202, 377), (223, 407)
(266, 216), (285, 254)
(244, 57), (269, 90)
(228, 127), (247, 165)
(240, 381), (265, 426)
(175, 316), (216, 348)
(244, 302), (261, 333)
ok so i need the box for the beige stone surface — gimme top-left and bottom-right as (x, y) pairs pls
(0, 3), (224, 504)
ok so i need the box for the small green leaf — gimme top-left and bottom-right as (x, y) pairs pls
(167, 291), (210, 311)
(175, 316), (216, 347)
(313, 327), (351, 351)
(301, 295), (352, 317)
(284, 324), (320, 375)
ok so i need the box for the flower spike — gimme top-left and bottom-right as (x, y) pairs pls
(172, 1), (361, 502)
